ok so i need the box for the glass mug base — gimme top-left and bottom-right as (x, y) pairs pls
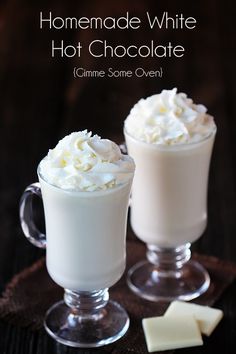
(44, 290), (129, 348)
(127, 244), (210, 302)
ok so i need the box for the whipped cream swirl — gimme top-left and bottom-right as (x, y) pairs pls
(125, 88), (216, 145)
(39, 130), (135, 191)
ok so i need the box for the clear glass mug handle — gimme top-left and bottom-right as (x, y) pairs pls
(19, 182), (46, 249)
(119, 142), (132, 207)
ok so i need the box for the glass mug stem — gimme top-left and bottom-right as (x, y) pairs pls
(146, 243), (191, 271)
(64, 288), (109, 312)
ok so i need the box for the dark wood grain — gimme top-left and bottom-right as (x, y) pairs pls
(0, 0), (236, 353)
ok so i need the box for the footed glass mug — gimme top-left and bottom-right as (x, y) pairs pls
(19, 167), (134, 348)
(124, 128), (216, 302)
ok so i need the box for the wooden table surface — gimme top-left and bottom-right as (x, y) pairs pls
(0, 0), (236, 353)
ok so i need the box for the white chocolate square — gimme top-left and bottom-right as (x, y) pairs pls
(165, 301), (223, 336)
(142, 315), (203, 352)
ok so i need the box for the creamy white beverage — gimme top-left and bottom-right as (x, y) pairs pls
(124, 88), (216, 248)
(39, 131), (135, 291)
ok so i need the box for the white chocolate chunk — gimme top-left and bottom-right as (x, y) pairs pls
(142, 315), (203, 352)
(165, 301), (223, 336)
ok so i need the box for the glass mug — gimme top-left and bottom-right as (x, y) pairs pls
(20, 166), (134, 347)
(124, 128), (216, 301)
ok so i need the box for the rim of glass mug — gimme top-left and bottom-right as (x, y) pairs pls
(37, 161), (134, 196)
(123, 125), (217, 151)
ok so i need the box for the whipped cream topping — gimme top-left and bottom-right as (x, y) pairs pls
(39, 130), (135, 191)
(125, 88), (216, 145)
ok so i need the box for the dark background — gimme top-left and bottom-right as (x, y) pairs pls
(0, 0), (236, 353)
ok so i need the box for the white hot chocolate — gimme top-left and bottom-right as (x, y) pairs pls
(39, 131), (135, 291)
(124, 88), (216, 248)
